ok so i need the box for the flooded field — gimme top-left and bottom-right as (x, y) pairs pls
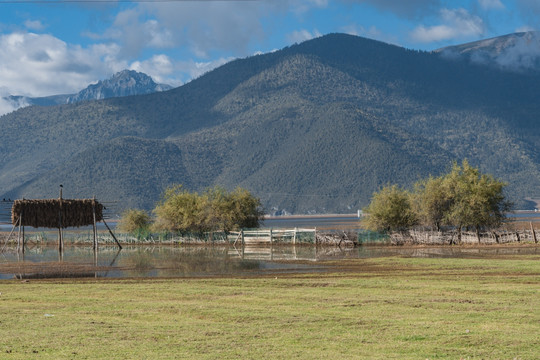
(1, 244), (538, 280)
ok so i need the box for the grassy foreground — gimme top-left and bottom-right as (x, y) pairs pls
(0, 255), (539, 359)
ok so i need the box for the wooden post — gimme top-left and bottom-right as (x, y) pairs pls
(241, 230), (245, 259)
(92, 196), (97, 251)
(58, 186), (63, 253)
(314, 227), (317, 245)
(17, 212), (22, 253)
(293, 227), (297, 245)
(530, 222), (538, 243)
(102, 218), (122, 250)
(94, 245), (98, 279)
(270, 229), (274, 261)
(493, 231), (500, 244)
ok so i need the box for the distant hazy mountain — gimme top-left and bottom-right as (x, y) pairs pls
(1, 33), (540, 214)
(436, 31), (540, 73)
(1, 70), (172, 113)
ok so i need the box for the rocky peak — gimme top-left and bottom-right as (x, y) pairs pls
(66, 70), (173, 103)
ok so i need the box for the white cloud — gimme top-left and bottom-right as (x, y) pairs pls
(129, 54), (233, 88)
(0, 87), (30, 116)
(346, 0), (444, 19)
(292, 0), (328, 14)
(516, 25), (536, 32)
(494, 31), (540, 71)
(286, 29), (322, 44)
(130, 54), (175, 85)
(478, 0), (505, 10)
(101, 1), (281, 60)
(410, 8), (484, 43)
(24, 20), (45, 31)
(0, 98), (18, 116)
(0, 32), (126, 97)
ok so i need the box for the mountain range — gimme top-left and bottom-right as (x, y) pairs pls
(1, 32), (540, 214)
(436, 31), (540, 73)
(2, 70), (172, 112)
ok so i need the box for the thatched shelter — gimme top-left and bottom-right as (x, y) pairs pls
(11, 199), (103, 228)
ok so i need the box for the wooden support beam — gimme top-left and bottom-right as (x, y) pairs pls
(92, 196), (97, 251)
(58, 187), (63, 253)
(102, 218), (122, 250)
(17, 212), (22, 253)
(1, 217), (20, 253)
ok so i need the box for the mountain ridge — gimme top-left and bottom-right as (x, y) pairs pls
(1, 70), (172, 114)
(1, 33), (539, 213)
(436, 31), (540, 73)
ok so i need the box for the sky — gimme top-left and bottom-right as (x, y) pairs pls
(0, 0), (538, 108)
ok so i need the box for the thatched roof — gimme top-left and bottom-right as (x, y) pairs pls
(11, 199), (103, 228)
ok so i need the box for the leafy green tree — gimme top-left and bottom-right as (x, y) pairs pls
(414, 175), (452, 231)
(364, 161), (511, 240)
(117, 209), (151, 236)
(153, 185), (207, 233)
(153, 185), (264, 234)
(441, 160), (511, 241)
(225, 187), (265, 230)
(362, 185), (418, 232)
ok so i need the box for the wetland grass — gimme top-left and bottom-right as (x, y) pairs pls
(0, 255), (538, 359)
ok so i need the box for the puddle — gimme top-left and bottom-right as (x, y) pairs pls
(0, 244), (538, 280)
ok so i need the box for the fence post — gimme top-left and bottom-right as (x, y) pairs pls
(92, 196), (97, 251)
(530, 222), (538, 243)
(17, 212), (22, 253)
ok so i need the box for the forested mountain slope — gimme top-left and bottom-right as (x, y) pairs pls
(2, 33), (539, 213)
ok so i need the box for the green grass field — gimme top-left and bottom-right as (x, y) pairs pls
(1, 255), (539, 359)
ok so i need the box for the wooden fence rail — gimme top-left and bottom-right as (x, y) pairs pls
(229, 228), (317, 246)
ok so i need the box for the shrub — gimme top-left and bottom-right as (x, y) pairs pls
(117, 209), (151, 234)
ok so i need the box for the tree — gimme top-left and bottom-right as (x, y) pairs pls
(205, 186), (264, 232)
(414, 175), (452, 231)
(153, 184), (264, 234)
(363, 160), (512, 240)
(117, 209), (151, 238)
(362, 185), (418, 232)
(441, 160), (511, 242)
(152, 185), (208, 233)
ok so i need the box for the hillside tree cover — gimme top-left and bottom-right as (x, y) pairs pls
(364, 161), (511, 240)
(152, 185), (264, 233)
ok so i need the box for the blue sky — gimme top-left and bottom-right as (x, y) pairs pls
(0, 0), (537, 104)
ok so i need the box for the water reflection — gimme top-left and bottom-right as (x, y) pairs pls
(0, 244), (538, 280)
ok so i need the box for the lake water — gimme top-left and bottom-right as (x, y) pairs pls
(1, 244), (538, 280)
